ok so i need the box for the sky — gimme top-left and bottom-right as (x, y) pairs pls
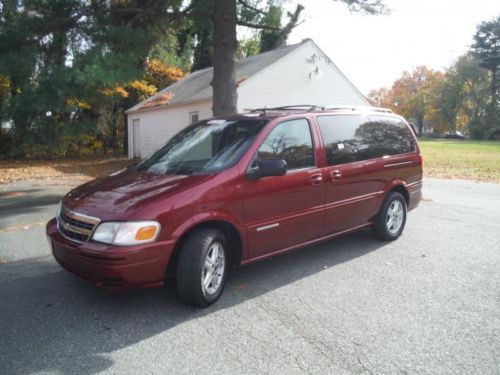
(284, 0), (499, 95)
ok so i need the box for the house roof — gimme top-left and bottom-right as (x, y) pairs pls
(126, 40), (308, 113)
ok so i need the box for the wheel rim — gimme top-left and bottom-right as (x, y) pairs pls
(201, 242), (225, 296)
(386, 200), (404, 235)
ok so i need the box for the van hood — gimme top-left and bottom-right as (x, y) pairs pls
(62, 169), (210, 220)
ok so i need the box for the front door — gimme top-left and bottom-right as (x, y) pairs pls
(242, 118), (325, 259)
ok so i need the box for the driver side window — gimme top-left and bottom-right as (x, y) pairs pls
(257, 119), (314, 170)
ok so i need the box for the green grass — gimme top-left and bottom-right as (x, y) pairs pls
(418, 139), (500, 182)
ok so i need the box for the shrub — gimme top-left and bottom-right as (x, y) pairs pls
(0, 131), (13, 158)
(20, 134), (108, 159)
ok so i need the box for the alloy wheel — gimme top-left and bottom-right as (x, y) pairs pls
(386, 200), (404, 235)
(201, 242), (225, 296)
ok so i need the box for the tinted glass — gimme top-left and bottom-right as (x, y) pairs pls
(138, 119), (267, 175)
(257, 119), (314, 170)
(367, 115), (416, 155)
(317, 115), (416, 166)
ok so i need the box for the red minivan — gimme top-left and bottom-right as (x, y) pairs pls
(46, 106), (423, 306)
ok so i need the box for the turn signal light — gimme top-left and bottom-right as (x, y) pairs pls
(135, 226), (158, 241)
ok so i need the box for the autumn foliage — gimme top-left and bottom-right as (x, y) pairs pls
(369, 16), (499, 139)
(145, 59), (185, 90)
(369, 58), (497, 138)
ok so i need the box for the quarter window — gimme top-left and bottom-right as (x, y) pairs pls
(317, 115), (416, 166)
(367, 115), (416, 156)
(257, 119), (314, 170)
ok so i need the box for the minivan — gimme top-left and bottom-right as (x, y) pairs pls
(46, 106), (423, 307)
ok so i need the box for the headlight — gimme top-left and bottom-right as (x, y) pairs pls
(92, 221), (160, 246)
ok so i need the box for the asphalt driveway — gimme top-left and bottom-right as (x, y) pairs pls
(0, 178), (499, 374)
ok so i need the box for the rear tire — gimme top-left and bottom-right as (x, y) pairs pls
(176, 228), (229, 307)
(373, 192), (407, 241)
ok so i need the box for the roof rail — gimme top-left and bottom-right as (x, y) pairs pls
(370, 107), (393, 114)
(324, 105), (393, 114)
(246, 105), (325, 114)
(244, 105), (395, 116)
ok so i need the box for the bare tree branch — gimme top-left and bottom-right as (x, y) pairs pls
(335, 0), (389, 15)
(236, 20), (281, 31)
(237, 0), (267, 16)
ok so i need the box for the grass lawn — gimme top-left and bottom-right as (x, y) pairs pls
(418, 139), (500, 182)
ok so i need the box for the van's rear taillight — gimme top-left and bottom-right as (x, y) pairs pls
(418, 153), (424, 177)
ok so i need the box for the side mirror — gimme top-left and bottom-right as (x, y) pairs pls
(247, 158), (287, 180)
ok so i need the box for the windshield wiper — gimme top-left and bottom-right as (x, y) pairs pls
(165, 166), (195, 175)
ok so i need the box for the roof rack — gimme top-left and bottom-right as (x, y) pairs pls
(246, 105), (325, 115)
(371, 107), (393, 114)
(324, 105), (393, 114)
(244, 105), (394, 116)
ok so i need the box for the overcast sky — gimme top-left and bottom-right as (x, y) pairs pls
(285, 0), (499, 95)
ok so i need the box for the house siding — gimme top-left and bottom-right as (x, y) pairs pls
(237, 42), (369, 112)
(127, 101), (212, 158)
(127, 40), (371, 158)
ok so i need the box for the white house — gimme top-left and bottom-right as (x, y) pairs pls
(126, 38), (369, 159)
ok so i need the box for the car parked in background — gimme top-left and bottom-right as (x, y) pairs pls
(46, 105), (423, 307)
(444, 131), (466, 139)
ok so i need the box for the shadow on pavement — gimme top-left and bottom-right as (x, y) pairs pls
(0, 186), (67, 228)
(0, 229), (387, 374)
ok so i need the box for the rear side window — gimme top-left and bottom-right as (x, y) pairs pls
(257, 119), (314, 170)
(317, 115), (416, 166)
(367, 115), (416, 156)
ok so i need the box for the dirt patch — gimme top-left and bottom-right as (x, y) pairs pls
(0, 222), (46, 233)
(0, 158), (133, 185)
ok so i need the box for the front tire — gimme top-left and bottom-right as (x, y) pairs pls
(176, 228), (229, 307)
(373, 192), (407, 241)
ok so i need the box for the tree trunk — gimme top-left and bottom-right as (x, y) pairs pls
(211, 0), (238, 116)
(416, 113), (424, 136)
(491, 69), (498, 103)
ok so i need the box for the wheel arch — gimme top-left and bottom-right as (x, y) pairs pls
(388, 184), (410, 207)
(166, 216), (245, 276)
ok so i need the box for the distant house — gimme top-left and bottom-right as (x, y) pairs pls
(410, 118), (434, 135)
(422, 121), (434, 135)
(0, 120), (12, 134)
(125, 38), (369, 159)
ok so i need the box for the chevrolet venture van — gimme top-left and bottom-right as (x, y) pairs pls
(46, 106), (423, 307)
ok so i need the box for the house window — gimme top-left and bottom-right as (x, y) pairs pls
(189, 111), (199, 124)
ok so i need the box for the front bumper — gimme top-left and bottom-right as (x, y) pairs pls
(46, 218), (175, 289)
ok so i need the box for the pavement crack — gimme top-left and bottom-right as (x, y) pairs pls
(357, 356), (375, 375)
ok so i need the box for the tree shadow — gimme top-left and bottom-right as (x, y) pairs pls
(0, 229), (387, 374)
(0, 188), (63, 226)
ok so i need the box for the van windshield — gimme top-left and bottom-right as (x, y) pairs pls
(137, 119), (268, 175)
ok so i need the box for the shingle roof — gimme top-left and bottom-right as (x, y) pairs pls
(126, 40), (307, 113)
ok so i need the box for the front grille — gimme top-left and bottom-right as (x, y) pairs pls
(57, 206), (100, 244)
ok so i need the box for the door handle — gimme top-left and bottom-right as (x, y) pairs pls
(330, 170), (342, 180)
(309, 174), (323, 185)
